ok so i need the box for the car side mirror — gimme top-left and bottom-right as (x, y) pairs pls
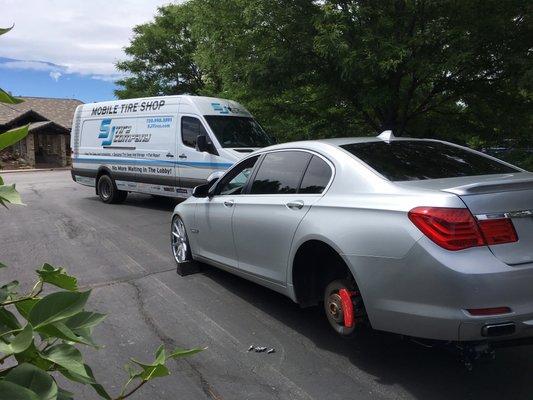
(192, 183), (210, 198)
(196, 135), (209, 152)
(192, 176), (220, 199)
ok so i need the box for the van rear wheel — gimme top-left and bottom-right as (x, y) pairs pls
(97, 174), (127, 204)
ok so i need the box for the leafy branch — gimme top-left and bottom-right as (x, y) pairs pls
(0, 25), (202, 400)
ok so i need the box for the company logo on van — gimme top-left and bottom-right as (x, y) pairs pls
(98, 118), (113, 146)
(98, 118), (146, 146)
(211, 103), (243, 115)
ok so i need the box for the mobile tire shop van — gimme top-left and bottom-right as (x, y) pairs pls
(70, 95), (274, 203)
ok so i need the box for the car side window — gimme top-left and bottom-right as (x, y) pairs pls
(250, 151), (312, 194)
(218, 156), (259, 196)
(182, 116), (208, 148)
(299, 156), (332, 194)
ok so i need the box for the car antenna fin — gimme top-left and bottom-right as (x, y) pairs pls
(377, 130), (395, 143)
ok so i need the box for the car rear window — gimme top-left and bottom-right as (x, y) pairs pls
(340, 141), (518, 181)
(299, 156), (332, 194)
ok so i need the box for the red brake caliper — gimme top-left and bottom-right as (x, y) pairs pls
(338, 289), (358, 328)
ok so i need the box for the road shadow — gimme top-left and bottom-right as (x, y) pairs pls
(200, 265), (532, 400)
(85, 193), (183, 212)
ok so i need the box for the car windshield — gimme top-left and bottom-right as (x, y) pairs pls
(204, 116), (275, 148)
(340, 140), (519, 181)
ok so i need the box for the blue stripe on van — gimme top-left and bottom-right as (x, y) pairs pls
(72, 157), (233, 169)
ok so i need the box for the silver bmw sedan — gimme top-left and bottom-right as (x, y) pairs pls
(171, 132), (533, 344)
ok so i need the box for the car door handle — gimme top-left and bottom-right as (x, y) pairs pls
(166, 153), (174, 158)
(223, 200), (234, 208)
(286, 201), (304, 210)
(179, 153), (187, 159)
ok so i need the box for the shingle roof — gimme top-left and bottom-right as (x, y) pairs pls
(0, 97), (83, 129)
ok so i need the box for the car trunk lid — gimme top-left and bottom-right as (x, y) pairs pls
(400, 172), (533, 265)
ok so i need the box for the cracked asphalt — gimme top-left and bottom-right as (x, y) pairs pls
(1, 170), (532, 400)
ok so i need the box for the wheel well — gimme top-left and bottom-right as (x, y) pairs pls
(292, 240), (356, 307)
(95, 167), (111, 195)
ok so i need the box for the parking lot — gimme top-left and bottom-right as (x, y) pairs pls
(1, 170), (532, 400)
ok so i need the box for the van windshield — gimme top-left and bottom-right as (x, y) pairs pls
(204, 116), (275, 148)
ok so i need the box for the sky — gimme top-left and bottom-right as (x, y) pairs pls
(0, 0), (178, 103)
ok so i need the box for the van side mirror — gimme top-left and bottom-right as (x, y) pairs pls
(196, 135), (209, 152)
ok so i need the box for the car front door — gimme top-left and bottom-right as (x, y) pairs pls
(194, 155), (260, 267)
(232, 150), (333, 285)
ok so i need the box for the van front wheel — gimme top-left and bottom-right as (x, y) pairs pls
(97, 174), (127, 204)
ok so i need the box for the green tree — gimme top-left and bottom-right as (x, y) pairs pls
(116, 0), (532, 168)
(115, 4), (203, 99)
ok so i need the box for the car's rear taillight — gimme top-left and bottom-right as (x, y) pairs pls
(477, 218), (518, 245)
(408, 207), (518, 251)
(408, 207), (484, 250)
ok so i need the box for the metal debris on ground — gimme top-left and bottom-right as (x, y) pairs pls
(247, 345), (275, 354)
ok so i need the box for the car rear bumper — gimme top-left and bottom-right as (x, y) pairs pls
(344, 237), (533, 342)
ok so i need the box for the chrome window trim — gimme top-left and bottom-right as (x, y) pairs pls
(246, 148), (336, 196)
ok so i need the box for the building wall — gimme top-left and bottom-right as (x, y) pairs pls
(1, 129), (69, 168)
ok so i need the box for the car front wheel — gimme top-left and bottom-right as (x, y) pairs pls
(171, 215), (200, 276)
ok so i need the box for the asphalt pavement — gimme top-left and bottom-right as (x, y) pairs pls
(1, 170), (532, 400)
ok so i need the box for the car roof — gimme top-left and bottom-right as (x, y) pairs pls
(261, 136), (435, 151)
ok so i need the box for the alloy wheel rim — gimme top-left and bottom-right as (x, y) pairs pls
(172, 219), (188, 263)
(100, 180), (111, 199)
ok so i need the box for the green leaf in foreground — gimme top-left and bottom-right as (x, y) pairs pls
(14, 342), (53, 371)
(41, 343), (90, 379)
(0, 184), (24, 206)
(64, 311), (106, 330)
(36, 264), (78, 291)
(15, 298), (40, 320)
(0, 25), (14, 36)
(0, 124), (29, 151)
(28, 290), (90, 328)
(0, 380), (39, 400)
(168, 347), (205, 359)
(57, 388), (74, 400)
(0, 88), (24, 105)
(59, 364), (111, 400)
(0, 308), (21, 330)
(36, 321), (96, 347)
(127, 345), (204, 382)
(0, 280), (20, 302)
(4, 363), (57, 400)
(0, 324), (33, 355)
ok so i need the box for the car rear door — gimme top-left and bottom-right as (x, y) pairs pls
(232, 151), (333, 284)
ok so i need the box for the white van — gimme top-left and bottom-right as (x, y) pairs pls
(70, 95), (275, 203)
